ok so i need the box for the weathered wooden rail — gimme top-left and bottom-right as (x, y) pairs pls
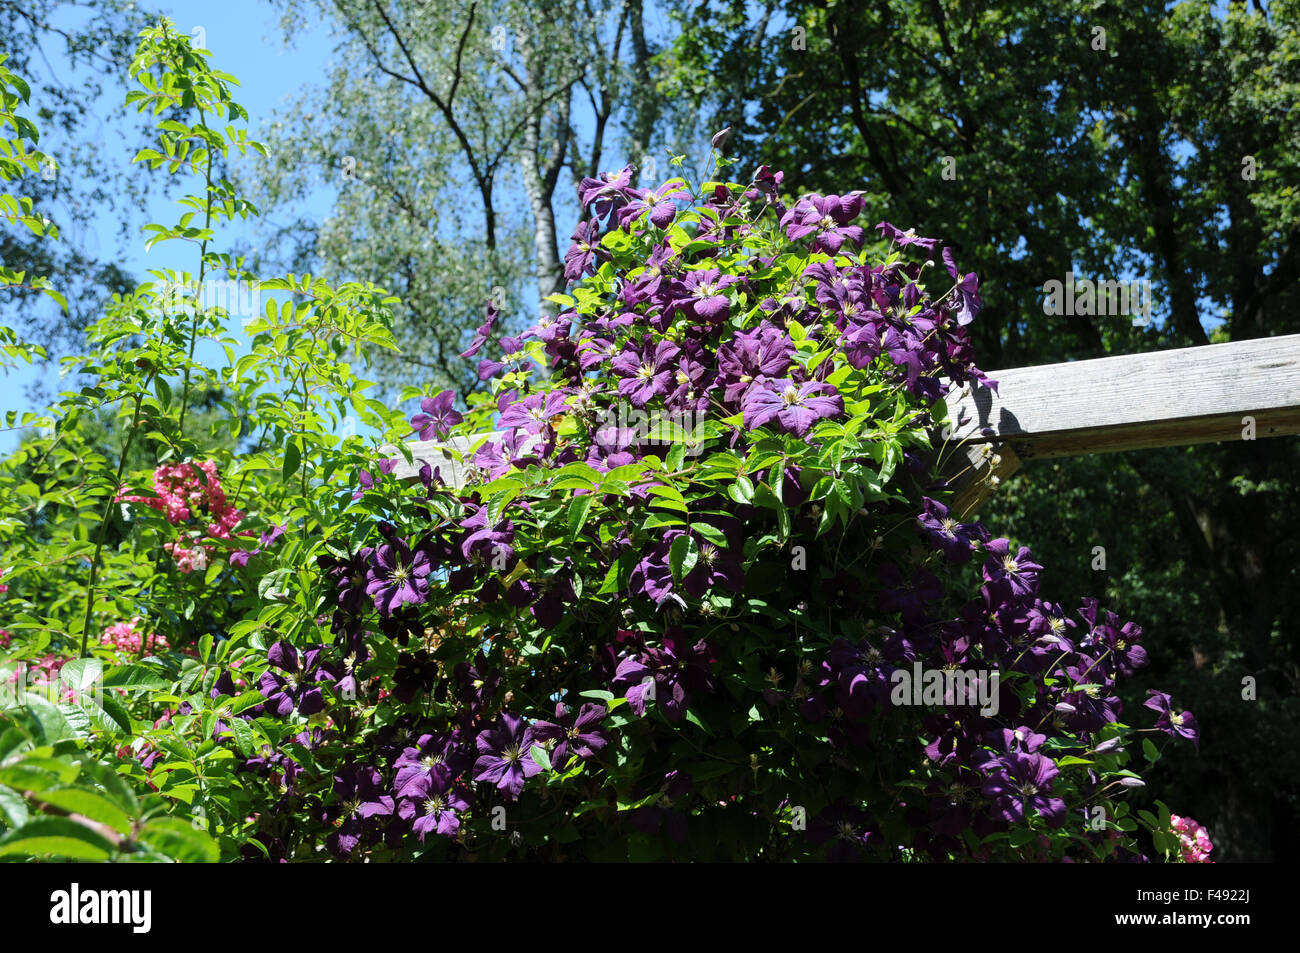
(943, 333), (1300, 515)
(388, 334), (1300, 516)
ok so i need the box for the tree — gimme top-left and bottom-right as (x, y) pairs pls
(245, 0), (665, 394)
(0, 0), (154, 376)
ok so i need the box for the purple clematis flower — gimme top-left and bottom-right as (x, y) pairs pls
(459, 505), (516, 567)
(319, 547), (375, 614)
(473, 712), (542, 801)
(410, 390), (463, 440)
(393, 730), (473, 797)
(1025, 599), (1079, 661)
(980, 750), (1067, 827)
(1058, 659), (1123, 732)
(230, 522), (287, 567)
(351, 459), (398, 502)
(473, 429), (539, 481)
(396, 765), (471, 840)
(780, 193), (865, 253)
(808, 803), (876, 862)
(564, 217), (605, 282)
(841, 312), (889, 369)
(617, 179), (691, 230)
(611, 633), (717, 722)
(741, 378), (845, 437)
(1144, 690), (1199, 747)
(611, 337), (680, 408)
(578, 165), (637, 220)
(942, 246), (982, 325)
(715, 322), (795, 404)
(258, 641), (329, 717)
(365, 537), (433, 615)
(742, 164), (787, 219)
(531, 702), (610, 769)
(876, 221), (940, 254)
(671, 267), (740, 323)
(665, 354), (714, 412)
(325, 764), (394, 856)
(497, 390), (570, 433)
(916, 497), (987, 564)
(460, 299), (499, 359)
(982, 539), (1043, 602)
(1077, 599), (1148, 678)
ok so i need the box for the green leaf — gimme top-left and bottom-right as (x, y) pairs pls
(669, 533), (699, 583)
(529, 744), (552, 772)
(11, 694), (73, 744)
(58, 658), (103, 694)
(727, 474), (755, 504)
(567, 494), (595, 545)
(35, 786), (133, 836)
(136, 817), (219, 862)
(83, 693), (132, 734)
(683, 709), (713, 736)
(1142, 738), (1160, 763)
(282, 437), (301, 481)
(258, 567), (291, 602)
(647, 484), (689, 512)
(225, 717), (256, 758)
(0, 817), (115, 860)
(1008, 826), (1036, 848)
(0, 784), (29, 827)
(102, 664), (168, 692)
(666, 442), (686, 471)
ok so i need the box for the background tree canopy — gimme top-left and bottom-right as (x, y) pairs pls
(0, 0), (153, 376)
(3, 0), (1296, 860)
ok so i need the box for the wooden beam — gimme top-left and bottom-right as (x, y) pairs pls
(942, 333), (1300, 459)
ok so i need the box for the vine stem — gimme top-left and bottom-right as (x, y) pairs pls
(176, 34), (216, 436)
(80, 372), (156, 657)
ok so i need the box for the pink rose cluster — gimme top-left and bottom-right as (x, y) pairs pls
(5, 654), (80, 702)
(1170, 814), (1213, 862)
(117, 461), (242, 574)
(101, 617), (168, 656)
(5, 654), (62, 686)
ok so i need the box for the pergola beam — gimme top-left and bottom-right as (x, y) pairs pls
(936, 333), (1300, 516)
(942, 333), (1300, 459)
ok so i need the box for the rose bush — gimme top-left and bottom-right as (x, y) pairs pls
(0, 22), (1204, 862)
